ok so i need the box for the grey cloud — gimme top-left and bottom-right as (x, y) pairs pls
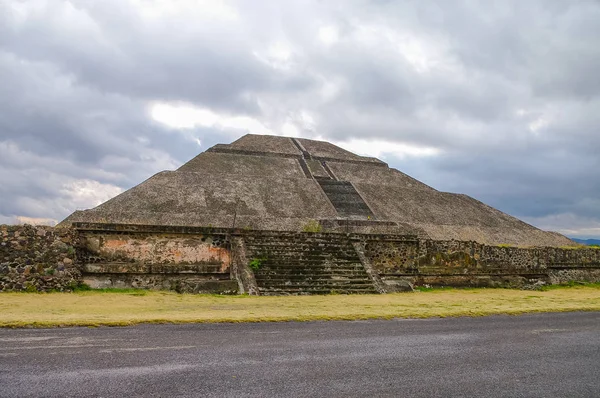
(0, 1), (314, 114)
(0, 0), (598, 237)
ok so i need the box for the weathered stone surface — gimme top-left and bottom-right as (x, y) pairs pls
(77, 229), (238, 294)
(229, 134), (302, 156)
(230, 236), (259, 295)
(0, 225), (80, 292)
(80, 233), (230, 270)
(1, 224), (598, 295)
(84, 274), (238, 294)
(365, 237), (600, 288)
(296, 137), (385, 165)
(60, 134), (575, 248)
(243, 232), (379, 295)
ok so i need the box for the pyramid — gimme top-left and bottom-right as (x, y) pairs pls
(62, 134), (573, 247)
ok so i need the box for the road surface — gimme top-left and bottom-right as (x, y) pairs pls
(0, 312), (599, 397)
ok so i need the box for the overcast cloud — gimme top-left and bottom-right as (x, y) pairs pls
(0, 0), (599, 238)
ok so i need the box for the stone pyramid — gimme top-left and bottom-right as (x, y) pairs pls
(62, 134), (573, 247)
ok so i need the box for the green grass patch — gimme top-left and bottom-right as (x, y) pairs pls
(84, 288), (150, 295)
(249, 256), (267, 271)
(559, 245), (600, 250)
(415, 286), (457, 292)
(1, 285), (599, 328)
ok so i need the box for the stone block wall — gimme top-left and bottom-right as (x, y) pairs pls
(0, 225), (80, 292)
(365, 238), (600, 288)
(76, 225), (237, 293)
(2, 223), (599, 294)
(545, 246), (600, 284)
(364, 240), (418, 272)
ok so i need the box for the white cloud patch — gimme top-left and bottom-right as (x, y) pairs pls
(318, 26), (339, 45)
(253, 42), (295, 71)
(523, 213), (600, 239)
(0, 215), (57, 226)
(15, 216), (58, 226)
(60, 180), (123, 211)
(352, 23), (450, 74)
(334, 139), (441, 159)
(132, 0), (239, 21)
(150, 102), (273, 135)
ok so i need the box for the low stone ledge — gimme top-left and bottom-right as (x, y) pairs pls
(383, 274), (549, 288)
(84, 273), (238, 294)
(83, 262), (227, 275)
(380, 271), (549, 278)
(73, 222), (232, 235)
(549, 269), (600, 284)
(548, 264), (600, 269)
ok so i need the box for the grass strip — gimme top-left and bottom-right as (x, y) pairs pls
(0, 285), (599, 328)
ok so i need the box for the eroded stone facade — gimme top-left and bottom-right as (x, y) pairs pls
(77, 227), (236, 293)
(0, 225), (80, 292)
(365, 238), (600, 289)
(1, 224), (599, 294)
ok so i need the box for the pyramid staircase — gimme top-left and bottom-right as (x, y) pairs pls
(316, 179), (375, 219)
(243, 234), (378, 295)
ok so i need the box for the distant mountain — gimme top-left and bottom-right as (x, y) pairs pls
(571, 238), (600, 246)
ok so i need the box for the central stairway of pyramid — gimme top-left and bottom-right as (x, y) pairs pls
(289, 137), (377, 220)
(317, 179), (375, 219)
(243, 233), (378, 295)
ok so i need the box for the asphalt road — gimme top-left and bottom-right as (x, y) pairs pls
(0, 312), (598, 397)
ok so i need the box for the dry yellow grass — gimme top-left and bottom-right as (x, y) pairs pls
(1, 286), (599, 328)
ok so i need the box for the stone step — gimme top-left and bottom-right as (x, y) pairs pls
(245, 245), (355, 252)
(317, 180), (353, 186)
(317, 179), (375, 219)
(246, 242), (353, 247)
(258, 261), (363, 270)
(248, 255), (358, 260)
(247, 242), (351, 246)
(258, 282), (374, 289)
(258, 284), (377, 290)
(246, 248), (356, 255)
(257, 258), (360, 264)
(316, 185), (358, 194)
(244, 237), (351, 243)
(257, 273), (369, 277)
(257, 258), (360, 263)
(331, 203), (373, 213)
(246, 246), (356, 255)
(324, 192), (368, 202)
(258, 288), (378, 295)
(250, 259), (361, 265)
(259, 286), (377, 296)
(243, 234), (377, 296)
(256, 264), (365, 270)
(258, 275), (369, 281)
(247, 246), (356, 251)
(245, 239), (350, 243)
(255, 274), (371, 281)
(250, 257), (360, 263)
(257, 263), (361, 269)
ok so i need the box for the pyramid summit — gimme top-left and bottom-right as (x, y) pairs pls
(62, 134), (571, 248)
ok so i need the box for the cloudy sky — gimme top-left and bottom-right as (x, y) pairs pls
(1, 0), (599, 238)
